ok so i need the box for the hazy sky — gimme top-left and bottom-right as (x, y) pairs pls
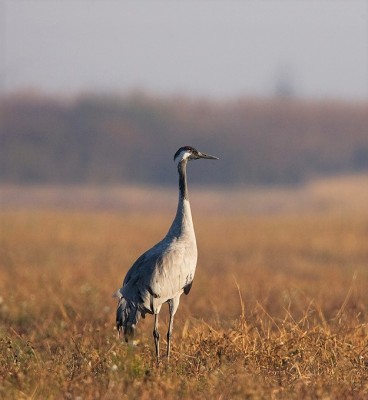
(2, 0), (368, 99)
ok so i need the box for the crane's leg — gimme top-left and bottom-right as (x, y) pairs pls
(153, 313), (160, 363)
(167, 296), (180, 360)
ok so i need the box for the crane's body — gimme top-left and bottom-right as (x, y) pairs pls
(114, 146), (218, 361)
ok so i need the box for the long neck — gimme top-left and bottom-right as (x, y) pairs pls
(178, 160), (189, 201)
(167, 160), (195, 239)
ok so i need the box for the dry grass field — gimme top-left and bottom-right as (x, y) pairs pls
(1, 177), (368, 399)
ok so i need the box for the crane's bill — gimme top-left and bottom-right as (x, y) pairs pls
(198, 152), (219, 160)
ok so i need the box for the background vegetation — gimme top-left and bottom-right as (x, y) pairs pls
(1, 93), (368, 185)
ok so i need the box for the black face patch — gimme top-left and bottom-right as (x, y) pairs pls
(173, 146), (199, 161)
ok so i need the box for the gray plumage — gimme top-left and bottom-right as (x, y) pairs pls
(114, 146), (218, 361)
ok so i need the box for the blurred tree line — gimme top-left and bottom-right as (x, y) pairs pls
(1, 92), (367, 186)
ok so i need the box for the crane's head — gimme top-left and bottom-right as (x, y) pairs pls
(174, 146), (218, 163)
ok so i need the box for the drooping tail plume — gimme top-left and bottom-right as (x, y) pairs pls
(114, 290), (140, 342)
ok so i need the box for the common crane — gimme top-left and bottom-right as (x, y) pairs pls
(114, 146), (218, 362)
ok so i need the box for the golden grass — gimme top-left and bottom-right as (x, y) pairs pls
(1, 209), (368, 399)
(2, 173), (368, 215)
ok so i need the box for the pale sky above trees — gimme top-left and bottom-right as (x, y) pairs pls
(2, 0), (367, 100)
